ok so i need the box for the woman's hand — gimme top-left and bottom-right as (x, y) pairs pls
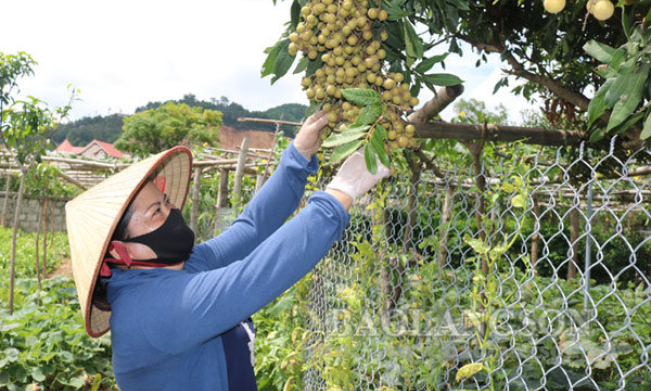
(294, 110), (329, 160)
(326, 147), (391, 207)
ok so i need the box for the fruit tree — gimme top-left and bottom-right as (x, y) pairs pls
(263, 0), (651, 165)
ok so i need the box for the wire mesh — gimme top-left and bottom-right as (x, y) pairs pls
(299, 138), (651, 391)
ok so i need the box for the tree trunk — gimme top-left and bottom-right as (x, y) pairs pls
(1, 176), (11, 227)
(568, 207), (579, 280)
(413, 121), (585, 147)
(190, 166), (202, 241)
(8, 168), (27, 314)
(408, 85), (464, 123)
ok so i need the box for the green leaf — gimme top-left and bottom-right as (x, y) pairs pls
(583, 40), (617, 63)
(465, 236), (489, 255)
(271, 40), (296, 85)
(613, 111), (645, 135)
(414, 53), (449, 73)
(290, 0), (301, 29)
(31, 367), (45, 382)
(456, 362), (486, 382)
(402, 21), (423, 61)
(371, 125), (391, 167)
(261, 40), (283, 78)
(587, 79), (614, 128)
(642, 112), (651, 140)
(364, 143), (378, 174)
(610, 47), (627, 72)
(293, 57), (308, 74)
(511, 194), (526, 209)
(322, 125), (369, 148)
(341, 88), (381, 105)
(423, 73), (464, 86)
(605, 58), (638, 107)
(588, 127), (607, 143)
(355, 103), (383, 126)
(607, 65), (649, 131)
(330, 139), (364, 163)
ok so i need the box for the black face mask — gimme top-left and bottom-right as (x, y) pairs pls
(123, 208), (195, 265)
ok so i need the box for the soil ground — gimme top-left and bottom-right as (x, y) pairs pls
(47, 257), (73, 279)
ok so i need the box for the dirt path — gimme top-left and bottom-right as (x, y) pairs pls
(47, 257), (73, 279)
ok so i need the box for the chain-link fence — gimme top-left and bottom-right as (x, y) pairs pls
(298, 138), (651, 391)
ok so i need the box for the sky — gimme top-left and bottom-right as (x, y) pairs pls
(3, 0), (537, 124)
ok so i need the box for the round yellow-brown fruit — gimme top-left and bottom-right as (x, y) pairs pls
(543, 0), (566, 13)
(592, 0), (615, 20)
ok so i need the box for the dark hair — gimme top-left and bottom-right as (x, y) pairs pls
(92, 202), (136, 311)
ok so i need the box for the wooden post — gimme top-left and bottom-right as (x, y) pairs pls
(255, 173), (266, 194)
(42, 196), (49, 275)
(216, 169), (229, 208)
(35, 200), (42, 292)
(437, 184), (455, 268)
(568, 207), (579, 280)
(214, 168), (231, 236)
(1, 176), (11, 227)
(233, 137), (250, 207)
(190, 166), (202, 240)
(531, 194), (540, 277)
(9, 167), (27, 314)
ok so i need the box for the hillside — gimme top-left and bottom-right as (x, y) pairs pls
(52, 95), (307, 148)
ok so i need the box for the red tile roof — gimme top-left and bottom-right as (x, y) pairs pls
(84, 140), (125, 159)
(54, 139), (84, 154)
(54, 139), (125, 159)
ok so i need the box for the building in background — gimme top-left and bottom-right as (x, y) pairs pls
(54, 139), (126, 160)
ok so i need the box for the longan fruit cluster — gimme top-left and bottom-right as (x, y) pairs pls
(288, 0), (419, 151)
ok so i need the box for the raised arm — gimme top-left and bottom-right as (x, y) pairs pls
(129, 190), (349, 354)
(192, 111), (329, 270)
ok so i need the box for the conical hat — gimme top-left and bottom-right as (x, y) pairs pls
(65, 146), (192, 337)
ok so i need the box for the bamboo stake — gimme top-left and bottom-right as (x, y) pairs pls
(42, 196), (49, 275)
(437, 184), (455, 268)
(233, 137), (250, 207)
(35, 200), (42, 292)
(8, 166), (27, 314)
(190, 166), (202, 240)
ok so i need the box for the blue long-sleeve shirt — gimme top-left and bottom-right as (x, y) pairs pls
(104, 142), (350, 390)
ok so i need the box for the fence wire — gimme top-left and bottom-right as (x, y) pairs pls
(299, 138), (651, 391)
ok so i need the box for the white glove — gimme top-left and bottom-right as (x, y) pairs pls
(294, 110), (328, 160)
(326, 148), (391, 201)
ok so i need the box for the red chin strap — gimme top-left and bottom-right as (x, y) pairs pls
(100, 241), (183, 277)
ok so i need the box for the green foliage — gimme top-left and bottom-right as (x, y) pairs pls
(583, 25), (651, 141)
(52, 114), (126, 146)
(453, 98), (510, 125)
(115, 101), (222, 157)
(135, 94), (308, 133)
(0, 52), (35, 109)
(24, 163), (82, 200)
(0, 278), (115, 390)
(0, 227), (69, 280)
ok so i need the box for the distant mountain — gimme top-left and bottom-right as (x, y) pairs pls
(135, 94), (307, 132)
(52, 113), (126, 146)
(52, 95), (308, 148)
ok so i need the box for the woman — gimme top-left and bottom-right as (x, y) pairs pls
(66, 110), (389, 391)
